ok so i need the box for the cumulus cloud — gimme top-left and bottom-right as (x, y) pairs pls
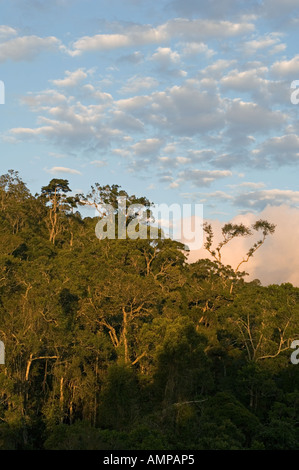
(229, 181), (266, 189)
(68, 18), (255, 55)
(20, 90), (69, 109)
(186, 149), (217, 162)
(181, 189), (233, 202)
(115, 80), (227, 137)
(131, 138), (163, 156)
(221, 67), (267, 89)
(180, 41), (215, 58)
(271, 54), (299, 77)
(233, 189), (299, 210)
(116, 95), (152, 112)
(169, 0), (299, 27)
(9, 98), (119, 150)
(152, 46), (180, 65)
(46, 166), (82, 175)
(243, 32), (285, 55)
(187, 205), (299, 287)
(51, 68), (88, 87)
(178, 169), (232, 187)
(111, 110), (144, 133)
(151, 46), (187, 77)
(120, 75), (159, 94)
(149, 82), (226, 136)
(184, 185), (299, 212)
(0, 35), (61, 62)
(226, 99), (286, 134)
(252, 134), (299, 166)
(0, 25), (17, 39)
(200, 59), (237, 78)
(221, 67), (289, 105)
(80, 84), (113, 103)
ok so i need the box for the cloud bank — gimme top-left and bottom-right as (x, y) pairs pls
(187, 205), (299, 287)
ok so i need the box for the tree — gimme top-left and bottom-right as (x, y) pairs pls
(222, 283), (299, 364)
(0, 170), (34, 235)
(0, 169), (297, 450)
(78, 183), (154, 240)
(79, 270), (158, 365)
(203, 219), (276, 293)
(41, 179), (78, 244)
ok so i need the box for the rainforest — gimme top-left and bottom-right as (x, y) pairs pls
(0, 170), (298, 450)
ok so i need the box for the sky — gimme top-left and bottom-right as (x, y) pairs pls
(1, 0), (299, 284)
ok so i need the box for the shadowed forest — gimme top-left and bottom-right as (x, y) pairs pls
(0, 170), (298, 450)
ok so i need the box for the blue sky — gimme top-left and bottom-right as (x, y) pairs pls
(1, 0), (299, 225)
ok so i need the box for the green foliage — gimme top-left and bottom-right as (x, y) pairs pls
(0, 170), (298, 450)
(98, 364), (140, 430)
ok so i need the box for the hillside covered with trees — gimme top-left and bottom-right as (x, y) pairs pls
(0, 170), (298, 450)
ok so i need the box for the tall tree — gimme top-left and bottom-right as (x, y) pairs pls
(203, 219), (276, 293)
(41, 179), (76, 244)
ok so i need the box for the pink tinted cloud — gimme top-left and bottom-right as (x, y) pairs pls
(187, 205), (299, 286)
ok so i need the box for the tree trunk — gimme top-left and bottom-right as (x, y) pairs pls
(122, 309), (129, 364)
(60, 376), (64, 422)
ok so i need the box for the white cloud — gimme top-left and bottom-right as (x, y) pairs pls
(181, 190), (233, 202)
(148, 82), (226, 135)
(179, 169), (232, 187)
(51, 68), (88, 87)
(229, 181), (266, 189)
(0, 25), (17, 39)
(69, 18), (255, 55)
(226, 99), (286, 134)
(243, 32), (285, 55)
(180, 41), (215, 57)
(151, 46), (180, 65)
(221, 67), (268, 91)
(111, 110), (144, 132)
(81, 84), (113, 103)
(20, 90), (69, 109)
(131, 138), (163, 156)
(234, 189), (299, 210)
(220, 67), (289, 105)
(151, 46), (186, 77)
(271, 54), (299, 77)
(253, 134), (299, 166)
(46, 166), (82, 175)
(116, 95), (152, 111)
(90, 160), (108, 167)
(120, 75), (159, 94)
(164, 17), (255, 39)
(9, 97), (120, 150)
(176, 156), (191, 164)
(0, 35), (61, 62)
(187, 149), (217, 162)
(69, 25), (168, 55)
(188, 205), (299, 287)
(200, 59), (237, 78)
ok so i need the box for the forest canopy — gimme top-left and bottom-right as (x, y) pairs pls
(0, 170), (298, 450)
